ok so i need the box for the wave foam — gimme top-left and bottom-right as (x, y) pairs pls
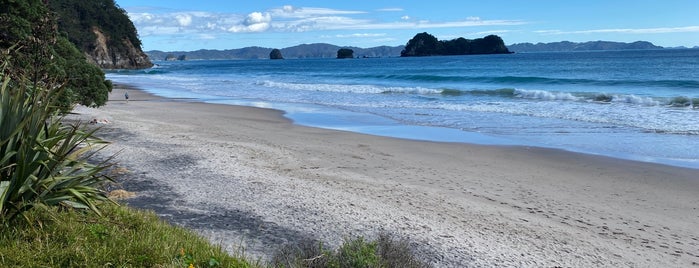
(514, 89), (579, 101)
(257, 80), (441, 95)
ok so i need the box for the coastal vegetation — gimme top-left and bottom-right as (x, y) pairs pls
(0, 204), (253, 267)
(400, 32), (511, 57)
(46, 0), (153, 69)
(0, 0), (112, 108)
(46, 0), (141, 58)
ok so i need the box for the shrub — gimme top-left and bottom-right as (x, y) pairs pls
(0, 61), (112, 223)
(270, 233), (431, 268)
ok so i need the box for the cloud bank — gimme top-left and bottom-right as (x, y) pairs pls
(127, 5), (525, 37)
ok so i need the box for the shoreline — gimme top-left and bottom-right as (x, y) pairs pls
(72, 84), (699, 267)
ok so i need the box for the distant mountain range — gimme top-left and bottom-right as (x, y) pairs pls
(507, 41), (663, 52)
(146, 43), (405, 60)
(146, 40), (679, 60)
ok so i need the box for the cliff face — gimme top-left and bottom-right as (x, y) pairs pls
(47, 0), (152, 69)
(87, 27), (152, 69)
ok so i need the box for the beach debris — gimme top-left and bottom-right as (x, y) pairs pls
(108, 189), (136, 200)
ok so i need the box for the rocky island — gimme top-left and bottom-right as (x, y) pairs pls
(400, 32), (511, 57)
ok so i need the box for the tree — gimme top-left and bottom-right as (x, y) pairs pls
(337, 48), (354, 59)
(0, 0), (113, 109)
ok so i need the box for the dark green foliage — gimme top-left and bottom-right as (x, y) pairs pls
(0, 69), (114, 223)
(54, 37), (112, 107)
(401, 32), (511, 57)
(337, 48), (354, 59)
(0, 0), (47, 48)
(0, 0), (113, 108)
(46, 0), (141, 54)
(330, 237), (380, 267)
(270, 233), (431, 268)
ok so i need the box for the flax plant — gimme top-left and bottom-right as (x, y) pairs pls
(0, 60), (113, 223)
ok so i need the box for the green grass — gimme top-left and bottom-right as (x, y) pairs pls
(0, 204), (255, 268)
(0, 203), (432, 268)
(270, 234), (430, 268)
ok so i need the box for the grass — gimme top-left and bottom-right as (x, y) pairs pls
(0, 202), (432, 268)
(270, 234), (430, 268)
(0, 203), (255, 268)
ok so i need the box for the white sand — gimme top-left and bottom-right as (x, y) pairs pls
(70, 86), (699, 267)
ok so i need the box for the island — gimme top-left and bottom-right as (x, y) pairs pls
(269, 48), (284, 59)
(400, 32), (511, 57)
(336, 48), (354, 59)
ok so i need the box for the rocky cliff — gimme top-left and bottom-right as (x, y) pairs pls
(87, 26), (152, 69)
(47, 0), (152, 69)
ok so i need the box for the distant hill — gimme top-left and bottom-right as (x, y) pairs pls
(146, 44), (405, 60)
(508, 41), (663, 52)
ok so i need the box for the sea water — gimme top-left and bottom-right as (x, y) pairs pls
(106, 49), (699, 169)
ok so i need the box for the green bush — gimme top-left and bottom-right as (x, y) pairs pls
(0, 0), (113, 109)
(0, 64), (112, 223)
(271, 234), (431, 268)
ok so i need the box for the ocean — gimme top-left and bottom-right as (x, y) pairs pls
(106, 49), (699, 169)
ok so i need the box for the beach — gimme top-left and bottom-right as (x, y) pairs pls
(72, 85), (699, 267)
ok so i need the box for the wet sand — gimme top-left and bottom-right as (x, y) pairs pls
(71, 85), (699, 267)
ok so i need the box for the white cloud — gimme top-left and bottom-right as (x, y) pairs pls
(198, 33), (216, 40)
(231, 12), (271, 32)
(270, 5), (365, 19)
(377, 8), (404, 12)
(536, 26), (699, 35)
(335, 33), (387, 38)
(473, 30), (511, 35)
(126, 5), (527, 37)
(175, 14), (192, 26)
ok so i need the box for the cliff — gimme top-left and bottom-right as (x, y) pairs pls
(87, 26), (152, 69)
(48, 0), (152, 69)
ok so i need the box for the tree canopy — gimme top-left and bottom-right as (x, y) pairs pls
(46, 0), (141, 55)
(401, 32), (511, 57)
(0, 0), (112, 109)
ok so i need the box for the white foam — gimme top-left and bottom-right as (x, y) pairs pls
(258, 80), (441, 95)
(514, 89), (579, 101)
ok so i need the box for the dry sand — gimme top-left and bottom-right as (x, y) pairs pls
(70, 86), (699, 267)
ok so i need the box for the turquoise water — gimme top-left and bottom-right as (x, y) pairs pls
(107, 49), (699, 168)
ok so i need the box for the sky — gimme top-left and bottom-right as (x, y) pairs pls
(113, 0), (699, 52)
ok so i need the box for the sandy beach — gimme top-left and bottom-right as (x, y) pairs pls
(70, 85), (699, 267)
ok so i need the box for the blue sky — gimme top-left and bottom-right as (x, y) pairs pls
(114, 0), (699, 51)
